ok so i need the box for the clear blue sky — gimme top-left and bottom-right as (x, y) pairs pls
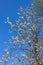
(0, 0), (32, 65)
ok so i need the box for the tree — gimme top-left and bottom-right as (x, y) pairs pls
(0, 0), (43, 65)
(34, 0), (43, 9)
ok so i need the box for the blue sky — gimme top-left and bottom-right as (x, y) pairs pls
(0, 0), (32, 47)
(0, 0), (32, 65)
(0, 0), (32, 19)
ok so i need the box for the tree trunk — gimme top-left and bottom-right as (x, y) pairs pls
(33, 37), (39, 65)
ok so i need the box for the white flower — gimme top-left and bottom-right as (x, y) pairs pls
(21, 53), (28, 58)
(15, 36), (19, 42)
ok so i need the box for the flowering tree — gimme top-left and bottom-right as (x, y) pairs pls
(34, 0), (43, 9)
(0, 0), (43, 65)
